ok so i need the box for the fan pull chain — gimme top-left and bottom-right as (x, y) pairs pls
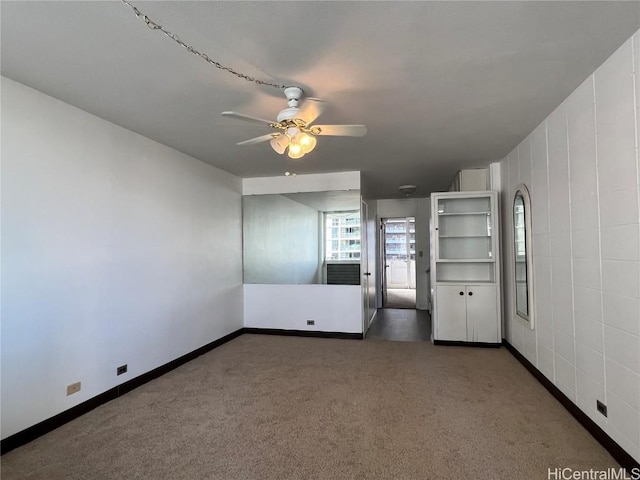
(120, 0), (287, 90)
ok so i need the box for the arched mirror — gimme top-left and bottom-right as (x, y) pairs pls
(513, 185), (534, 328)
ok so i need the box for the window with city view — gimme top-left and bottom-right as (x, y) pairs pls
(325, 212), (360, 260)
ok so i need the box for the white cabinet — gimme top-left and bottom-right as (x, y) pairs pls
(435, 285), (498, 342)
(448, 168), (489, 192)
(434, 285), (467, 340)
(430, 191), (501, 345)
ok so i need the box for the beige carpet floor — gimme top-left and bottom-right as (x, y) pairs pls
(1, 335), (617, 479)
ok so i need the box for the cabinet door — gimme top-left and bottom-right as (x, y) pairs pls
(465, 285), (498, 342)
(435, 286), (467, 341)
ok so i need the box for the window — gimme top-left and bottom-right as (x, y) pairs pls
(513, 185), (534, 327)
(325, 212), (361, 260)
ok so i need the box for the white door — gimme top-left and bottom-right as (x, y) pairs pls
(465, 285), (498, 342)
(435, 285), (467, 341)
(366, 208), (377, 321)
(384, 217), (416, 289)
(361, 200), (370, 334)
(380, 220), (388, 307)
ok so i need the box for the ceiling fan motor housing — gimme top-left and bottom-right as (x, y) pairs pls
(277, 86), (304, 123)
(284, 86), (303, 105)
(277, 107), (300, 123)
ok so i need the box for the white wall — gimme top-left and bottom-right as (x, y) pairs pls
(415, 197), (431, 311)
(1, 78), (244, 439)
(499, 32), (640, 462)
(242, 172), (362, 333)
(243, 195), (320, 284)
(244, 285), (362, 333)
(243, 171), (360, 195)
(377, 198), (418, 219)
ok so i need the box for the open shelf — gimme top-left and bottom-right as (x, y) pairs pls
(438, 236), (493, 260)
(432, 193), (498, 283)
(436, 197), (491, 215)
(435, 260), (495, 283)
(439, 235), (491, 238)
(438, 212), (490, 216)
(436, 280), (496, 284)
(436, 259), (494, 263)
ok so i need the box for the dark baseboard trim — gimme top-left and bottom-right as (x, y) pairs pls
(0, 387), (120, 456)
(242, 327), (363, 340)
(503, 340), (640, 471)
(434, 340), (501, 348)
(1, 327), (361, 454)
(0, 328), (244, 455)
(116, 328), (243, 396)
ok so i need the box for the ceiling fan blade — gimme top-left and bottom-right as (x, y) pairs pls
(297, 98), (326, 125)
(236, 133), (279, 146)
(312, 125), (368, 137)
(221, 111), (275, 125)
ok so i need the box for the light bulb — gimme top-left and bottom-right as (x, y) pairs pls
(288, 142), (304, 159)
(296, 133), (317, 153)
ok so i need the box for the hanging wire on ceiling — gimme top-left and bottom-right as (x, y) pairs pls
(120, 0), (287, 90)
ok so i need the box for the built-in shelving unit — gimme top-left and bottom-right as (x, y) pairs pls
(430, 191), (501, 345)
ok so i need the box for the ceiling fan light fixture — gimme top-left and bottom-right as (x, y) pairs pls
(270, 135), (289, 155)
(287, 142), (305, 159)
(295, 132), (317, 153)
(221, 85), (366, 159)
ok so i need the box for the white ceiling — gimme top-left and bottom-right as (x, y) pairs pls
(2, 1), (639, 198)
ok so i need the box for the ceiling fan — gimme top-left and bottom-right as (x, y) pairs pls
(221, 87), (367, 159)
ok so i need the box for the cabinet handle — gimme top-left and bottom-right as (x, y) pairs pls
(468, 291), (473, 296)
(459, 291), (464, 296)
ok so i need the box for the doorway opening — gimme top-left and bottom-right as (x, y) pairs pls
(381, 217), (416, 309)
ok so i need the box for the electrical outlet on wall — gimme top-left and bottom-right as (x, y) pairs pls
(66, 382), (81, 396)
(307, 319), (315, 326)
(117, 364), (128, 376)
(596, 400), (607, 417)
